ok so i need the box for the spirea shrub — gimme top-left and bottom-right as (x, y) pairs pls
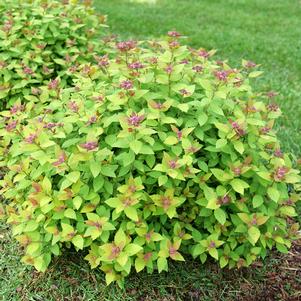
(0, 31), (300, 287)
(0, 0), (106, 108)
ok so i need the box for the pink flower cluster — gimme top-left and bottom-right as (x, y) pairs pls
(10, 104), (24, 114)
(274, 166), (288, 181)
(218, 195), (231, 205)
(116, 40), (136, 52)
(68, 101), (79, 113)
(167, 31), (181, 38)
(127, 113), (144, 127)
(24, 133), (37, 144)
(120, 79), (133, 90)
(80, 141), (98, 151)
(43, 122), (64, 129)
(214, 70), (228, 81)
(53, 153), (66, 166)
(5, 120), (17, 132)
(168, 160), (178, 169)
(48, 79), (59, 90)
(128, 61), (144, 70)
(95, 54), (109, 67)
(231, 121), (245, 136)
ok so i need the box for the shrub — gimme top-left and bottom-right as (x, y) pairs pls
(0, 0), (106, 108)
(0, 30), (300, 287)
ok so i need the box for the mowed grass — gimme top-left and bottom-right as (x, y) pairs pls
(1, 0), (301, 300)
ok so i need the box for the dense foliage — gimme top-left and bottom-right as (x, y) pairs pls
(0, 0), (106, 108)
(0, 2), (300, 288)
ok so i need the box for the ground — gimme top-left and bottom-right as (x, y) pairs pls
(1, 0), (301, 300)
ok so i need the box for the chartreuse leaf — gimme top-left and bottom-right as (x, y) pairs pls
(129, 140), (143, 154)
(90, 160), (102, 178)
(214, 208), (226, 225)
(198, 112), (208, 126)
(230, 179), (249, 194)
(124, 207), (139, 221)
(267, 187), (280, 202)
(135, 257), (145, 272)
(66, 171), (80, 183)
(252, 195), (264, 208)
(157, 257), (168, 273)
(208, 248), (219, 260)
(72, 235), (84, 250)
(248, 227), (260, 245)
(64, 208), (77, 219)
(124, 244), (142, 256)
(164, 136), (178, 145)
(211, 169), (233, 182)
(73, 196), (83, 210)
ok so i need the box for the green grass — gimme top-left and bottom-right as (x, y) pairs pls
(1, 0), (301, 300)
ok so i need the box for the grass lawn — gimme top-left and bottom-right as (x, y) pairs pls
(1, 0), (301, 300)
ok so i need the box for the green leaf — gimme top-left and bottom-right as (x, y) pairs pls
(157, 257), (168, 273)
(158, 175), (168, 186)
(42, 177), (52, 194)
(66, 171), (80, 183)
(219, 256), (228, 268)
(216, 139), (227, 149)
(214, 208), (226, 225)
(252, 195), (263, 208)
(208, 248), (218, 260)
(135, 257), (145, 272)
(93, 175), (104, 192)
(211, 168), (233, 182)
(233, 140), (244, 154)
(33, 255), (47, 272)
(24, 220), (39, 232)
(116, 252), (128, 266)
(114, 229), (127, 246)
(101, 165), (117, 178)
(60, 179), (72, 190)
(230, 179), (249, 195)
(124, 207), (139, 221)
(267, 187), (280, 202)
(248, 226), (260, 245)
(198, 112), (208, 127)
(27, 242), (41, 255)
(90, 161), (101, 178)
(276, 243), (288, 253)
(64, 208), (77, 219)
(72, 235), (84, 250)
(129, 140), (143, 154)
(279, 206), (297, 217)
(249, 71), (263, 78)
(164, 136), (178, 145)
(73, 196), (83, 210)
(124, 243), (142, 256)
(105, 198), (120, 208)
